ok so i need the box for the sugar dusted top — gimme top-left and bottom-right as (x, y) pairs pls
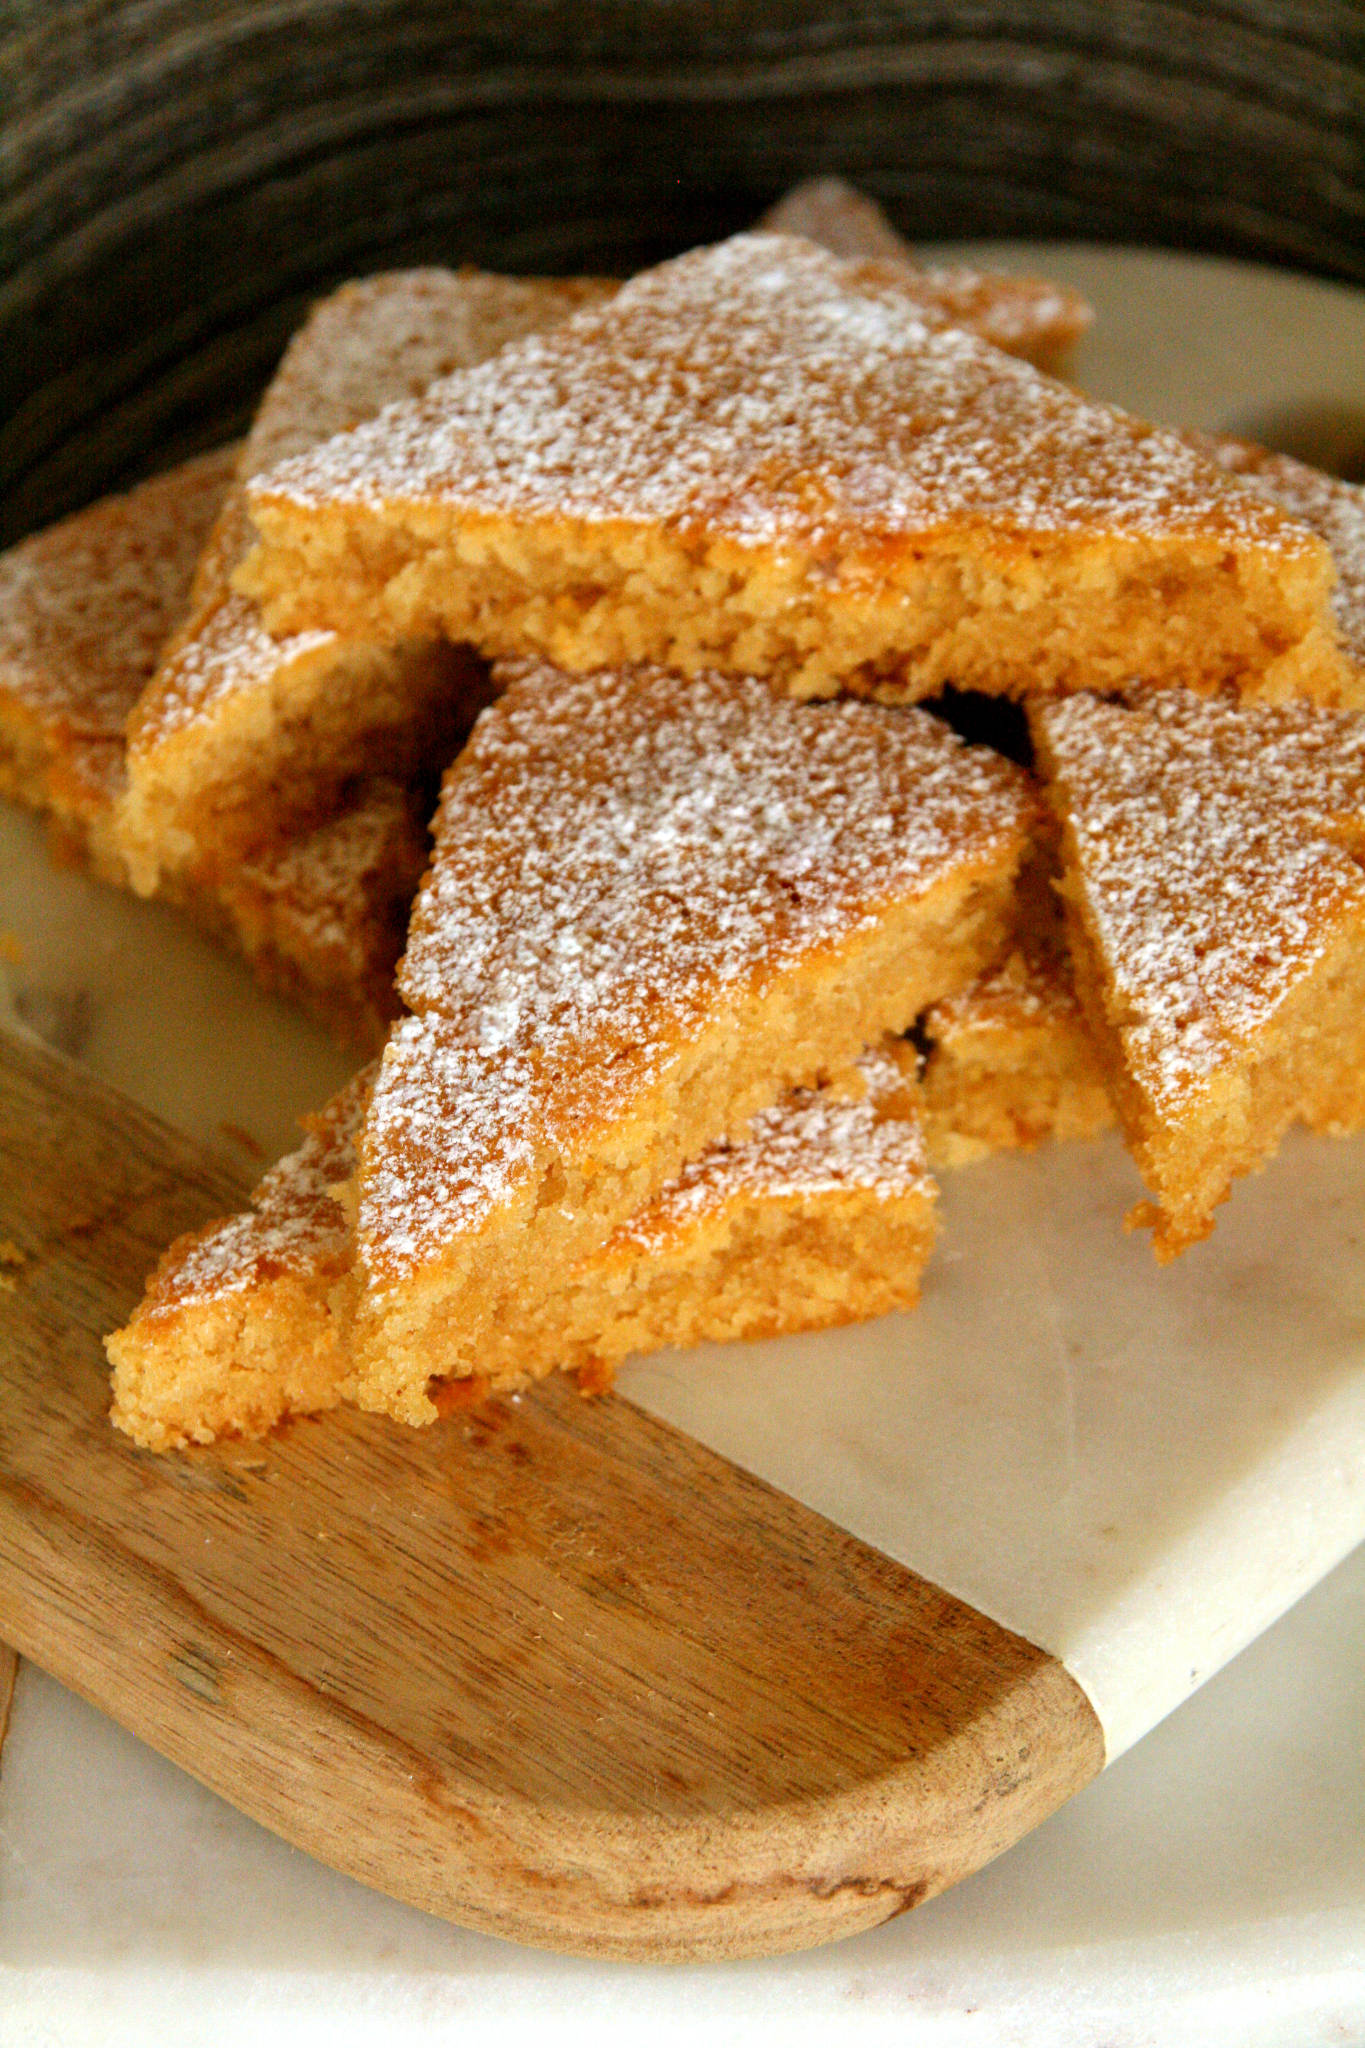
(757, 177), (914, 263)
(1037, 687), (1365, 1110)
(137, 591), (338, 748)
(608, 1047), (932, 1259)
(243, 270), (615, 481)
(402, 659), (1033, 1052)
(0, 450), (232, 742)
(756, 179), (1090, 358)
(132, 1068), (372, 1321)
(129, 273), (612, 762)
(361, 657), (1031, 1276)
(249, 234), (1308, 561)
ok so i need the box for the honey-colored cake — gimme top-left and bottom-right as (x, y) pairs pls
(0, 448), (237, 883)
(109, 1067), (376, 1448)
(117, 269), (612, 892)
(1198, 435), (1365, 673)
(108, 1048), (938, 1450)
(758, 177), (1093, 372)
(1032, 685), (1365, 1258)
(0, 452), (429, 1048)
(342, 657), (1034, 1422)
(237, 233), (1348, 709)
(920, 875), (1113, 1165)
(209, 779), (432, 1052)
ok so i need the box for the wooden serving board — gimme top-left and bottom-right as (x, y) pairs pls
(0, 1027), (1102, 1963)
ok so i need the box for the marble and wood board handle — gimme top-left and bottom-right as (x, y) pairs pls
(0, 1027), (1103, 1961)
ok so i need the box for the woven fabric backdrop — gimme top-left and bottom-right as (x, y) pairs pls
(1, 0), (1360, 541)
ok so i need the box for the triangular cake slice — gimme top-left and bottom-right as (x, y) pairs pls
(238, 232), (1347, 708)
(107, 1048), (936, 1450)
(344, 657), (1034, 1420)
(117, 269), (611, 892)
(759, 177), (1092, 371)
(1032, 685), (1365, 1257)
(0, 452), (434, 1047)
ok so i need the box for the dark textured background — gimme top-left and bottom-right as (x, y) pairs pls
(1, 1), (1361, 542)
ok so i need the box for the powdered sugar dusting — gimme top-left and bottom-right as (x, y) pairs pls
(252, 234), (1302, 558)
(362, 658), (1031, 1274)
(757, 177), (915, 263)
(139, 1068), (372, 1317)
(242, 270), (614, 482)
(1202, 436), (1365, 667)
(402, 659), (1032, 1046)
(0, 449), (232, 743)
(147, 590), (338, 743)
(926, 919), (1082, 1035)
(756, 178), (1090, 355)
(1038, 687), (1365, 1110)
(132, 273), (611, 757)
(609, 1046), (930, 1257)
(139, 1038), (930, 1325)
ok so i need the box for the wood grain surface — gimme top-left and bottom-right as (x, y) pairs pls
(0, 1028), (1103, 1961)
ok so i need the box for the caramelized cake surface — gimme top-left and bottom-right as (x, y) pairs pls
(239, 234), (1345, 709)
(1034, 685), (1365, 1256)
(108, 1050), (937, 1450)
(348, 657), (1033, 1418)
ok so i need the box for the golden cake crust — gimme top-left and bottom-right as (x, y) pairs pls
(349, 656), (1034, 1418)
(239, 233), (1345, 709)
(1198, 434), (1365, 673)
(0, 449), (237, 878)
(118, 270), (613, 887)
(1033, 685), (1365, 1255)
(0, 452), (430, 1048)
(107, 1049), (937, 1450)
(921, 874), (1113, 1164)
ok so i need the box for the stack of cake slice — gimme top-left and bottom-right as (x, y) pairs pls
(0, 203), (1095, 1053)
(79, 220), (1365, 1444)
(1027, 435), (1365, 1255)
(0, 450), (434, 1046)
(109, 653), (1036, 1443)
(115, 269), (613, 897)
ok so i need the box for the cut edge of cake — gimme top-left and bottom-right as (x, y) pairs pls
(0, 452), (432, 1051)
(236, 234), (1350, 713)
(343, 659), (1037, 1420)
(107, 1048), (938, 1451)
(115, 270), (617, 894)
(920, 860), (1113, 1166)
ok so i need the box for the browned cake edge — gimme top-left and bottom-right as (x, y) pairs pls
(107, 1056), (938, 1451)
(348, 844), (1028, 1422)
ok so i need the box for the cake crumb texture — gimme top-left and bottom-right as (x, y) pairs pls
(348, 656), (1033, 1418)
(240, 233), (1344, 708)
(108, 1049), (937, 1449)
(1034, 685), (1365, 1257)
